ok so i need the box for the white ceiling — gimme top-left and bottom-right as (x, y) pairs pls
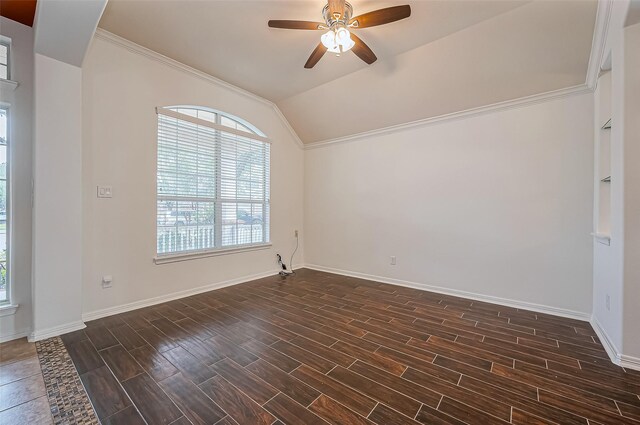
(98, 0), (598, 143)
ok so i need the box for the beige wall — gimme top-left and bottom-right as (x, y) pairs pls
(305, 93), (594, 316)
(81, 36), (304, 318)
(32, 53), (84, 339)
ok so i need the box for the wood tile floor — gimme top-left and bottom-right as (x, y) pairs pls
(62, 269), (640, 424)
(0, 338), (53, 424)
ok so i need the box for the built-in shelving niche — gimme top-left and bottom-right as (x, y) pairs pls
(595, 70), (612, 245)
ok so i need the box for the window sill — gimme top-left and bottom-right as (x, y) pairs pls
(0, 79), (19, 92)
(154, 243), (272, 264)
(0, 304), (19, 317)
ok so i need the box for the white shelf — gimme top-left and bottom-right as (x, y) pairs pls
(592, 232), (611, 246)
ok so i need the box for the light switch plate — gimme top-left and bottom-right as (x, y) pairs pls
(97, 186), (113, 198)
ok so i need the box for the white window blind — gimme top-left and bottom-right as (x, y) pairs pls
(0, 109), (8, 303)
(0, 41), (8, 80)
(156, 107), (270, 257)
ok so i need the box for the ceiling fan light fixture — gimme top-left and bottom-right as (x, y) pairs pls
(321, 27), (354, 54)
(336, 27), (350, 44)
(339, 35), (354, 52)
(321, 30), (336, 49)
(268, 2), (411, 68)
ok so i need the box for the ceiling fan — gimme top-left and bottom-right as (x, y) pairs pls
(268, 0), (411, 68)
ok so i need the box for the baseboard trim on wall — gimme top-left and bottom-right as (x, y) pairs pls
(28, 321), (86, 343)
(590, 316), (640, 372)
(590, 316), (621, 365)
(0, 328), (31, 344)
(619, 354), (640, 371)
(82, 268), (291, 322)
(303, 264), (591, 322)
(303, 264), (640, 371)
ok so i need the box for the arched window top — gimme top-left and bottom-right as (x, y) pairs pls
(155, 104), (271, 261)
(164, 105), (265, 137)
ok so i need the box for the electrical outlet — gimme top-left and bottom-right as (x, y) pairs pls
(606, 294), (610, 311)
(294, 230), (299, 237)
(390, 256), (396, 265)
(102, 275), (113, 289)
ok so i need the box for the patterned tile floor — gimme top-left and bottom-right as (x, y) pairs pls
(0, 337), (53, 424)
(0, 337), (98, 425)
(36, 338), (99, 425)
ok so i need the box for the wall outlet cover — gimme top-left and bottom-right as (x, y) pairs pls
(102, 275), (113, 288)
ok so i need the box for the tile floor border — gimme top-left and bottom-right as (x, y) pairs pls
(36, 337), (100, 425)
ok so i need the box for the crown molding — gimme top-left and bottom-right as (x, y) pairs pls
(272, 103), (304, 147)
(300, 0), (612, 150)
(586, 0), (613, 89)
(93, 29), (304, 149)
(304, 84), (593, 150)
(96, 0), (610, 152)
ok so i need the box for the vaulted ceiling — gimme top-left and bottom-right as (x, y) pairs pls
(99, 0), (598, 144)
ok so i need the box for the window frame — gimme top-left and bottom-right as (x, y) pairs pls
(0, 39), (10, 81)
(154, 106), (271, 264)
(0, 107), (11, 305)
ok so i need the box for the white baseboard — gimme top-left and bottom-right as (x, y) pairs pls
(0, 328), (31, 343)
(82, 268), (293, 322)
(304, 264), (640, 371)
(590, 316), (621, 365)
(303, 264), (591, 322)
(619, 354), (640, 371)
(28, 321), (86, 342)
(590, 316), (640, 372)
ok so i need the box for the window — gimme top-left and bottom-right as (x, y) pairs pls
(0, 109), (8, 302)
(0, 41), (8, 80)
(156, 106), (270, 259)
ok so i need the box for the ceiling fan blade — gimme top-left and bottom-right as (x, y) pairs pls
(349, 5), (411, 28)
(350, 33), (377, 65)
(268, 20), (325, 30)
(328, 0), (346, 19)
(305, 43), (328, 69)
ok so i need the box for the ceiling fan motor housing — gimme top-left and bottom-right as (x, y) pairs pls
(323, 2), (353, 29)
(268, 2), (411, 68)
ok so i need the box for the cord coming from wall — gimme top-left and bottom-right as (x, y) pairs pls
(277, 231), (299, 276)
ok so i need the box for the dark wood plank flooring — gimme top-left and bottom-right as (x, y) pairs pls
(61, 269), (640, 424)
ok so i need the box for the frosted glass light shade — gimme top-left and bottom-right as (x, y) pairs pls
(321, 31), (336, 49)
